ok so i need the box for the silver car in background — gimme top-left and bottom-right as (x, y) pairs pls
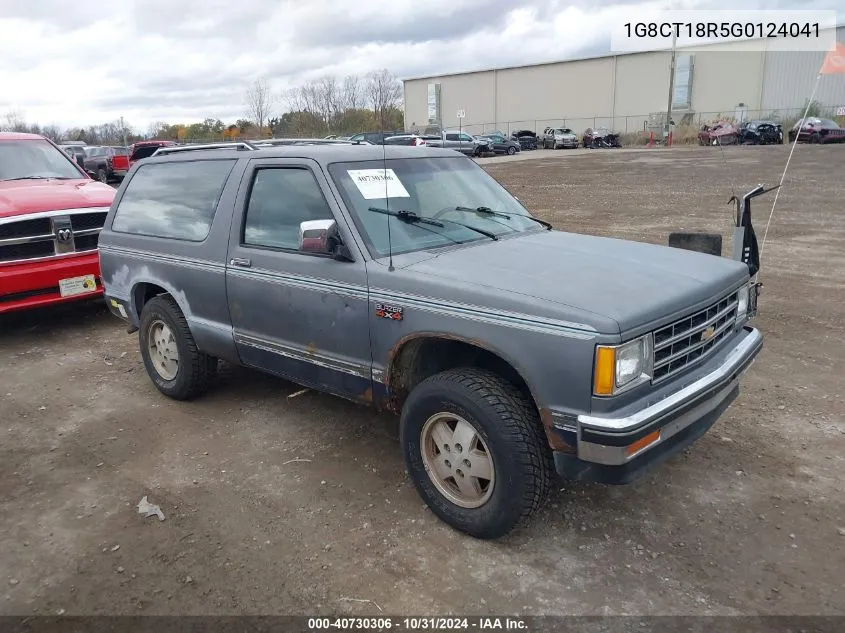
(541, 127), (579, 149)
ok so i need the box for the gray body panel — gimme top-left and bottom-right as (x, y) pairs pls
(224, 156), (372, 401)
(400, 230), (750, 334)
(98, 143), (759, 475)
(98, 157), (249, 365)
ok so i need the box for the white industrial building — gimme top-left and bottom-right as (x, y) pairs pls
(402, 26), (845, 136)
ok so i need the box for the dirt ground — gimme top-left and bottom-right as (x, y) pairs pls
(1, 145), (843, 617)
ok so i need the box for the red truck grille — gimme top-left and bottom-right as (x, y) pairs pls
(0, 208), (109, 264)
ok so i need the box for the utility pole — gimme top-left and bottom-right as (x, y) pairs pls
(665, 30), (677, 144)
(120, 116), (127, 146)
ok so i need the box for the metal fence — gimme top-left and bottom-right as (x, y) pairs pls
(157, 104), (844, 146)
(413, 106), (845, 138)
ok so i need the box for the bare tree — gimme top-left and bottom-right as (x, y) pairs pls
(2, 110), (28, 132)
(41, 124), (63, 142)
(245, 77), (274, 134)
(147, 121), (169, 139)
(366, 69), (403, 130)
(341, 74), (363, 111)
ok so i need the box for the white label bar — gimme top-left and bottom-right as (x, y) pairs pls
(610, 10), (838, 52)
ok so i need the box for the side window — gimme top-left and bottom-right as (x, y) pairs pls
(445, 133), (459, 141)
(243, 167), (334, 251)
(459, 134), (473, 142)
(112, 159), (235, 241)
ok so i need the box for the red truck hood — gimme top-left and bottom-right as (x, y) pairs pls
(0, 179), (115, 219)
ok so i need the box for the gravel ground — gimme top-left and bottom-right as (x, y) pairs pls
(1, 144), (843, 617)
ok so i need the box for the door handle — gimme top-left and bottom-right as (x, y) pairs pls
(230, 257), (252, 268)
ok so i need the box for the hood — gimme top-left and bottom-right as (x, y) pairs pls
(0, 179), (115, 219)
(403, 230), (749, 333)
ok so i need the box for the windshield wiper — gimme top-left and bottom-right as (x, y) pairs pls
(0, 176), (51, 181)
(454, 206), (553, 230)
(367, 207), (499, 241)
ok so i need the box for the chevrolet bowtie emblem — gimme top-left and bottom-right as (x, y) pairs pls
(701, 325), (716, 341)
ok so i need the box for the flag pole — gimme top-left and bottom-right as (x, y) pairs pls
(757, 71), (822, 271)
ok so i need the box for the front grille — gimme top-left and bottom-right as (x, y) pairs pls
(652, 290), (739, 383)
(70, 212), (108, 231)
(0, 209), (107, 263)
(0, 218), (51, 240)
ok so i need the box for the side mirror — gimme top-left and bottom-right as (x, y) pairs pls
(298, 219), (353, 261)
(299, 219), (338, 254)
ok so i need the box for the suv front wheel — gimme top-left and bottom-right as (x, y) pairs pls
(400, 368), (553, 539)
(139, 295), (217, 400)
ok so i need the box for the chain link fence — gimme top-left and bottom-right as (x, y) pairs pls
(414, 105), (845, 145)
(166, 105), (844, 148)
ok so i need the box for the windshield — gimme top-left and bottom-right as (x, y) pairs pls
(0, 139), (84, 181)
(328, 156), (542, 257)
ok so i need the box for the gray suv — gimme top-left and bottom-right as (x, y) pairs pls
(98, 143), (762, 539)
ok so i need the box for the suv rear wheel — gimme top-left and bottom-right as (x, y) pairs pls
(139, 295), (217, 400)
(400, 368), (553, 539)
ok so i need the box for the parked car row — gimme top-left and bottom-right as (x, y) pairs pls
(56, 141), (181, 182)
(699, 117), (844, 146)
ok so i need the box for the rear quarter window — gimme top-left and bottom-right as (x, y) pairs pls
(111, 159), (236, 241)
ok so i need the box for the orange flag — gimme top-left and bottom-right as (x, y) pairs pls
(820, 42), (845, 74)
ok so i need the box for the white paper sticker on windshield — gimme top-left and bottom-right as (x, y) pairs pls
(347, 169), (410, 200)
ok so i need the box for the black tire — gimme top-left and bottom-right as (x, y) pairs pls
(96, 168), (107, 183)
(507, 146), (516, 155)
(810, 133), (821, 144)
(139, 295), (217, 400)
(400, 368), (553, 539)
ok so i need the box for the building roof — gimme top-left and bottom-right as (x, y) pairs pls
(401, 49), (642, 82)
(402, 23), (844, 82)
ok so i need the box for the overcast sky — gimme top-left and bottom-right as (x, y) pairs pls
(0, 0), (836, 132)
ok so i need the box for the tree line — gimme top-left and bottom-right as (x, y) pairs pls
(1, 69), (404, 145)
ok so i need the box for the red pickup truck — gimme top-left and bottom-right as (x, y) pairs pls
(0, 132), (116, 313)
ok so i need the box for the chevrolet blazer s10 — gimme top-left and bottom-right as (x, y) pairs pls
(98, 143), (762, 539)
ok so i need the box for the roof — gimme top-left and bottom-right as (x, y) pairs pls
(145, 144), (463, 165)
(0, 132), (46, 141)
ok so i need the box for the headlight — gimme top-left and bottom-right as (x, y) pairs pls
(737, 282), (750, 321)
(593, 334), (654, 396)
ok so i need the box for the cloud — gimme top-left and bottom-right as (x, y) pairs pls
(0, 0), (834, 131)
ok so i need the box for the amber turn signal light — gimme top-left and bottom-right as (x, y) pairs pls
(625, 429), (661, 457)
(593, 346), (616, 396)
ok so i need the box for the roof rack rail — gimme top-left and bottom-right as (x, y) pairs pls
(152, 141), (259, 156)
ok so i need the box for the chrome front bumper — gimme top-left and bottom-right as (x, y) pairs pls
(574, 326), (762, 468)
